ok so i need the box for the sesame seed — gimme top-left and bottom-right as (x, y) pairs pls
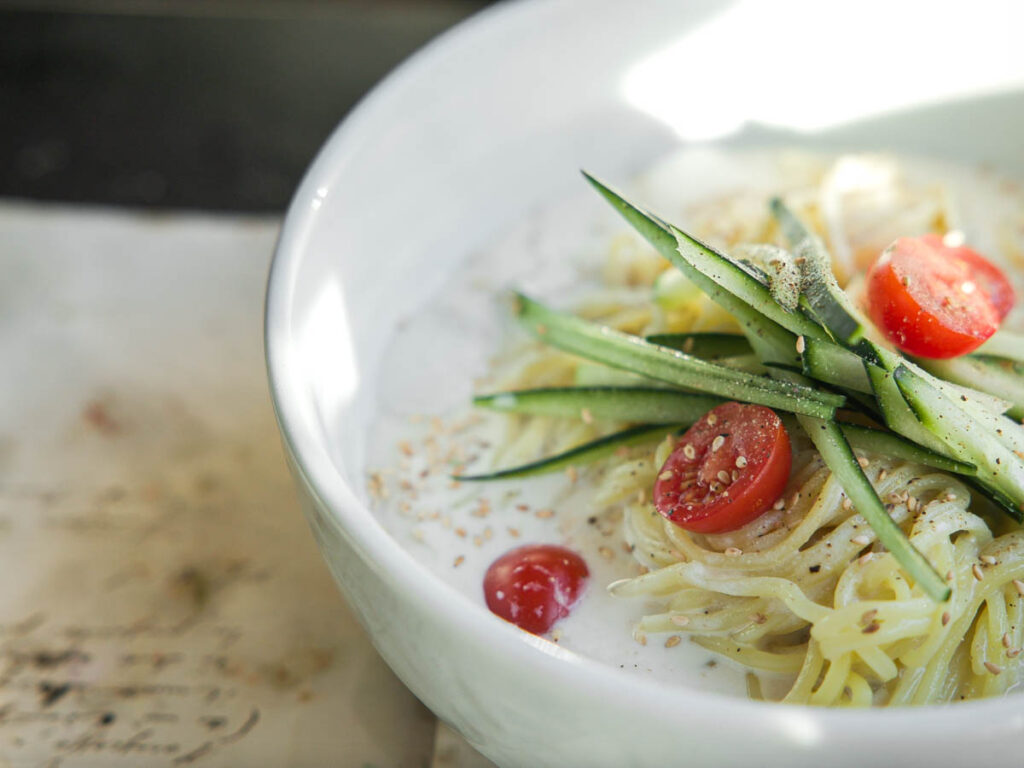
(773, 498), (786, 511)
(580, 408), (593, 424)
(1003, 633), (1012, 648)
(453, 555), (465, 568)
(398, 440), (414, 457)
(1015, 580), (1024, 597)
(735, 456), (747, 468)
(1008, 648), (1022, 658)
(659, 471), (674, 481)
(635, 632), (647, 646)
(535, 508), (555, 519)
(670, 615), (690, 627)
(984, 661), (1003, 675)
(516, 504), (529, 512)
(944, 493), (956, 502)
(945, 570), (953, 582)
(907, 496), (919, 512)
(942, 612), (951, 626)
(483, 527), (493, 540)
(717, 470), (731, 484)
(860, 609), (878, 626)
(851, 535), (870, 546)
(731, 470), (740, 482)
(878, 470), (888, 482)
(665, 635), (682, 649)
(751, 612), (767, 625)
(858, 553), (873, 566)
(796, 335), (806, 354)
(566, 466), (578, 484)
(724, 547), (743, 557)
(683, 444), (696, 460)
(981, 555), (997, 565)
(842, 497), (853, 511)
(973, 564), (985, 581)
(455, 527), (467, 538)
(709, 482), (723, 493)
(599, 546), (614, 561)
(551, 629), (562, 642)
(472, 535), (483, 547)
(636, 489), (647, 505)
(857, 456), (870, 468)
(707, 413), (718, 426)
(507, 527), (520, 538)
(862, 621), (881, 634)
(711, 435), (726, 452)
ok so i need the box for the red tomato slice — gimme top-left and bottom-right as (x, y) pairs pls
(866, 235), (1012, 358)
(653, 402), (791, 534)
(483, 544), (589, 635)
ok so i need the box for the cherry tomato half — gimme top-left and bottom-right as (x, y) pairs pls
(483, 544), (589, 635)
(653, 402), (791, 534)
(866, 235), (1014, 359)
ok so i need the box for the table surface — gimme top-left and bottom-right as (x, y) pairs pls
(0, 201), (495, 767)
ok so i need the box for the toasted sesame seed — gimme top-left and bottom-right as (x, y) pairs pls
(1009, 648), (1022, 658)
(580, 408), (593, 424)
(860, 609), (878, 626)
(878, 470), (887, 482)
(862, 621), (881, 634)
(735, 455), (748, 468)
(942, 612), (951, 626)
(535, 508), (555, 519)
(717, 470), (731, 484)
(551, 629), (562, 642)
(751, 612), (767, 625)
(773, 497), (786, 511)
(636, 489), (647, 505)
(973, 564), (985, 581)
(472, 535), (483, 547)
(453, 555), (465, 568)
(1003, 632), (1012, 648)
(842, 497), (853, 511)
(707, 413), (718, 426)
(907, 496), (919, 512)
(709, 482), (723, 494)
(507, 527), (520, 538)
(516, 503), (529, 512)
(851, 535), (871, 546)
(455, 527), (467, 538)
(981, 555), (997, 565)
(659, 471), (674, 481)
(665, 635), (682, 648)
(857, 456), (870, 468)
(796, 335), (806, 354)
(945, 570), (954, 582)
(683, 444), (696, 460)
(1015, 579), (1024, 597)
(483, 527), (493, 540)
(711, 435), (726, 452)
(566, 466), (578, 484)
(731, 470), (740, 482)
(598, 546), (614, 561)
(724, 547), (743, 557)
(670, 615), (690, 627)
(635, 632), (647, 646)
(858, 552), (873, 566)
(944, 492), (956, 502)
(985, 661), (1004, 675)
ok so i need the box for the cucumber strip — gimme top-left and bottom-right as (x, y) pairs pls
(797, 413), (951, 602)
(515, 293), (843, 418)
(837, 423), (975, 475)
(732, 243), (802, 311)
(865, 362), (957, 457)
(770, 198), (867, 346)
(645, 332), (752, 359)
(452, 423), (678, 481)
(960, 476), (1024, 523)
(473, 387), (723, 424)
(893, 366), (1024, 514)
(582, 173), (817, 354)
(975, 329), (1024, 363)
(802, 338), (872, 393)
(920, 356), (1024, 421)
(574, 363), (674, 389)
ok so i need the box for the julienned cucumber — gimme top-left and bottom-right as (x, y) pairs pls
(802, 338), (872, 393)
(920, 356), (1024, 421)
(837, 423), (975, 475)
(453, 423), (679, 481)
(646, 332), (752, 359)
(473, 387), (724, 424)
(894, 366), (1024, 516)
(975, 329), (1024, 363)
(515, 293), (843, 419)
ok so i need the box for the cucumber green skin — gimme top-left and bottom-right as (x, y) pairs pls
(894, 366), (1024, 519)
(975, 330), (1024, 363)
(838, 423), (974, 475)
(474, 387), (723, 424)
(645, 332), (752, 359)
(802, 338), (871, 393)
(453, 423), (678, 481)
(515, 293), (842, 419)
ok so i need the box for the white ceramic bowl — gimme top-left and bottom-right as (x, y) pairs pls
(266, 1), (1024, 765)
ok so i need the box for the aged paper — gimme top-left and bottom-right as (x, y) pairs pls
(0, 204), (435, 767)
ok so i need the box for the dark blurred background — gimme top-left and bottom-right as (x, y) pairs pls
(0, 0), (496, 212)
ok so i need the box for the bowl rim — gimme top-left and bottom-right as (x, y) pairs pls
(265, 0), (1024, 742)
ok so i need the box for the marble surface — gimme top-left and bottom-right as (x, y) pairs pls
(0, 201), (485, 767)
